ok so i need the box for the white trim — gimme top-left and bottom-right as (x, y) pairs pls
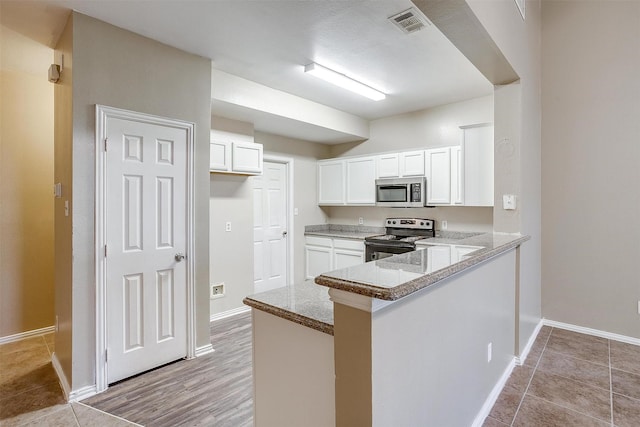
(328, 288), (394, 313)
(195, 344), (215, 357)
(263, 154), (295, 286)
(69, 385), (97, 402)
(52, 352), (71, 400)
(95, 105), (196, 393)
(0, 325), (54, 344)
(515, 319), (544, 366)
(471, 357), (516, 427)
(542, 319), (640, 346)
(210, 305), (251, 322)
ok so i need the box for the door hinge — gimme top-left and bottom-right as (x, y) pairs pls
(104, 245), (107, 258)
(104, 138), (108, 151)
(105, 348), (109, 362)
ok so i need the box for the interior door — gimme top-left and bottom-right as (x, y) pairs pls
(253, 161), (288, 293)
(105, 117), (188, 384)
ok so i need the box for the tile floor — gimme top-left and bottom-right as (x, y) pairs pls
(0, 334), (138, 426)
(3, 325), (640, 426)
(484, 326), (640, 427)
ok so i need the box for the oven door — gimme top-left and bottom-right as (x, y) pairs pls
(364, 241), (415, 262)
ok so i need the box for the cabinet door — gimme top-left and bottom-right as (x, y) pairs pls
(452, 245), (483, 262)
(232, 141), (263, 174)
(346, 156), (376, 205)
(318, 160), (345, 205)
(334, 249), (364, 270)
(377, 153), (400, 178)
(426, 245), (452, 273)
(305, 245), (333, 279)
(210, 141), (231, 172)
(401, 150), (426, 177)
(462, 124), (494, 206)
(425, 148), (451, 204)
(450, 146), (463, 205)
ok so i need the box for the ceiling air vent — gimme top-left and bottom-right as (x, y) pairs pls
(388, 7), (431, 34)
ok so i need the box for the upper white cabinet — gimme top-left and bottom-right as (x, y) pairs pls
(210, 140), (263, 175)
(450, 145), (463, 205)
(318, 159), (346, 205)
(461, 124), (494, 206)
(425, 147), (452, 205)
(400, 150), (426, 177)
(346, 156), (376, 205)
(376, 153), (400, 178)
(376, 150), (425, 178)
(318, 156), (376, 206)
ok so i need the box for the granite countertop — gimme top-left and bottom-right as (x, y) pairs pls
(243, 280), (334, 335)
(304, 224), (385, 240)
(315, 232), (530, 301)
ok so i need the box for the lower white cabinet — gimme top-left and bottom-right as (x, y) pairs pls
(305, 236), (364, 279)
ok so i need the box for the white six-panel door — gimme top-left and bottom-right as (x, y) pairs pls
(253, 161), (288, 293)
(105, 117), (188, 384)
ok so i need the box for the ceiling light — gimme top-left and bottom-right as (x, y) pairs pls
(304, 63), (386, 101)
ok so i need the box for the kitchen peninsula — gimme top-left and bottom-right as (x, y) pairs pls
(244, 230), (529, 427)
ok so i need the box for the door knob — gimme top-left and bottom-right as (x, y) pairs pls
(282, 231), (288, 238)
(175, 253), (186, 262)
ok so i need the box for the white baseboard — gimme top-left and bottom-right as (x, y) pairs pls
(543, 319), (640, 346)
(69, 385), (97, 402)
(0, 325), (55, 345)
(52, 352), (71, 401)
(210, 306), (251, 322)
(195, 344), (215, 357)
(515, 319), (544, 366)
(471, 357), (516, 427)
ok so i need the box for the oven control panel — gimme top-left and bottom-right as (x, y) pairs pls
(385, 218), (434, 230)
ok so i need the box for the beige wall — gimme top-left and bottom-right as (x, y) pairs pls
(209, 121), (331, 315)
(541, 1), (640, 338)
(54, 12), (212, 392)
(327, 95), (495, 231)
(0, 26), (55, 337)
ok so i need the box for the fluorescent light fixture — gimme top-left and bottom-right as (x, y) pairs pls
(304, 63), (386, 101)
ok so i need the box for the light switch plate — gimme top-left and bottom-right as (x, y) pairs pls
(503, 194), (516, 210)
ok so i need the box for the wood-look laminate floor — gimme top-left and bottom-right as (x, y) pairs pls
(83, 311), (253, 427)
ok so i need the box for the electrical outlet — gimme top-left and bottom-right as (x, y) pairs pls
(487, 342), (492, 363)
(225, 221), (231, 232)
(441, 220), (448, 230)
(358, 217), (364, 225)
(210, 283), (225, 299)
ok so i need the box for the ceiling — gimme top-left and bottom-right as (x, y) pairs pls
(1, 0), (493, 137)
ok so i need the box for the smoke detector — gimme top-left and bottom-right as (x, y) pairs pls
(388, 7), (431, 34)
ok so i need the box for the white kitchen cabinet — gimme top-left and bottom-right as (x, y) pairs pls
(210, 140), (263, 175)
(426, 244), (452, 273)
(376, 153), (400, 178)
(317, 160), (346, 205)
(461, 124), (494, 206)
(305, 236), (333, 279)
(425, 147), (452, 205)
(400, 150), (426, 177)
(346, 156), (376, 205)
(305, 236), (364, 278)
(450, 145), (463, 205)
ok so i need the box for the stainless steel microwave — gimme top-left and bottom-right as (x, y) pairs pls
(375, 177), (426, 208)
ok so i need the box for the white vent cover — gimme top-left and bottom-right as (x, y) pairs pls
(388, 7), (431, 34)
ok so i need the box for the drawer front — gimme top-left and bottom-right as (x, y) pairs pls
(305, 236), (333, 248)
(332, 238), (364, 251)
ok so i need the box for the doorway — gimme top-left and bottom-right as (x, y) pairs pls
(95, 105), (196, 391)
(252, 156), (294, 293)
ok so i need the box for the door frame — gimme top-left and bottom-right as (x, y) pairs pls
(94, 105), (196, 392)
(262, 154), (295, 286)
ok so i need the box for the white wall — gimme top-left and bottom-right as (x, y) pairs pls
(55, 12), (212, 392)
(209, 119), (330, 316)
(326, 95), (494, 231)
(541, 1), (640, 338)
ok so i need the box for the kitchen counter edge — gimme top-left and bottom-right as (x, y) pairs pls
(315, 233), (531, 301)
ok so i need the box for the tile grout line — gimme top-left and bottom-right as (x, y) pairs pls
(608, 339), (613, 426)
(509, 326), (553, 426)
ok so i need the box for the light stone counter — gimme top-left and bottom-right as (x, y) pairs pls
(315, 232), (530, 300)
(243, 280), (334, 335)
(304, 224), (385, 240)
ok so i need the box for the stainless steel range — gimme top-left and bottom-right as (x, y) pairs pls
(364, 218), (435, 262)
